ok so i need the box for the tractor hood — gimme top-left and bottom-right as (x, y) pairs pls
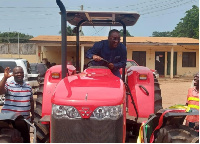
(52, 67), (125, 106)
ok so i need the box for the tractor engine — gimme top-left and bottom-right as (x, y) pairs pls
(50, 67), (127, 142)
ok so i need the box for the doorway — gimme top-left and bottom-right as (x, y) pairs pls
(155, 52), (165, 76)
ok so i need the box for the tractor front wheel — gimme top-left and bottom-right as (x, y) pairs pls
(154, 125), (199, 143)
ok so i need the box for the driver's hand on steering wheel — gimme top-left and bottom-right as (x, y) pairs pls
(93, 55), (103, 61)
(108, 63), (114, 70)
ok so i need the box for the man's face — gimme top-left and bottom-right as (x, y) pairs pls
(42, 60), (47, 64)
(194, 74), (199, 89)
(108, 32), (120, 48)
(13, 67), (24, 83)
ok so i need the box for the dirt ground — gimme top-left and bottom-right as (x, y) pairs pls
(158, 77), (193, 109)
(0, 77), (194, 143)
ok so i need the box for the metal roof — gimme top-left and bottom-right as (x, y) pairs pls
(65, 11), (140, 26)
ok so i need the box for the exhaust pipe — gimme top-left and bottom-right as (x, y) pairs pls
(56, 0), (67, 79)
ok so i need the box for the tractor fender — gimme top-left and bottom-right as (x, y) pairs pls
(0, 112), (23, 121)
(127, 66), (155, 118)
(41, 65), (75, 117)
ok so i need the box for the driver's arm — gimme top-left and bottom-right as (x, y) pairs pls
(86, 41), (102, 60)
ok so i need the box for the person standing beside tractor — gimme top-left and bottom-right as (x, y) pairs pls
(86, 29), (127, 78)
(42, 58), (51, 68)
(185, 72), (199, 131)
(0, 66), (34, 122)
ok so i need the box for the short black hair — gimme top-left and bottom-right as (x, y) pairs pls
(13, 66), (23, 72)
(108, 29), (120, 37)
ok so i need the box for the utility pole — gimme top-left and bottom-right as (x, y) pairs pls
(18, 32), (20, 58)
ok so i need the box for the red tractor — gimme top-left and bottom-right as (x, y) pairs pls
(33, 0), (198, 143)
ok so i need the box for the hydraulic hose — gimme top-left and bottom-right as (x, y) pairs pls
(124, 82), (139, 122)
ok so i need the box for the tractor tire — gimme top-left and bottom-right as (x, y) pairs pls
(154, 77), (162, 113)
(154, 125), (199, 143)
(34, 84), (50, 143)
(0, 128), (23, 143)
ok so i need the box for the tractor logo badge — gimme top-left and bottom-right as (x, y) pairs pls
(79, 107), (92, 117)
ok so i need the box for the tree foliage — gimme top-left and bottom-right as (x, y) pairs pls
(119, 29), (133, 37)
(171, 5), (199, 39)
(59, 25), (84, 36)
(152, 5), (199, 39)
(0, 32), (33, 43)
(152, 31), (172, 37)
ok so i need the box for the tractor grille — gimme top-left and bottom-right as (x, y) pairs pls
(51, 116), (123, 143)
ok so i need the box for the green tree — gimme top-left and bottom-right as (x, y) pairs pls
(59, 25), (84, 36)
(151, 5), (199, 39)
(171, 5), (199, 39)
(152, 31), (172, 37)
(119, 29), (133, 37)
(0, 32), (33, 43)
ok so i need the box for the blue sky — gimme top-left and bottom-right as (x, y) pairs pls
(0, 0), (199, 37)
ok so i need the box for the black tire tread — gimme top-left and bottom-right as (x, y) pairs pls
(34, 108), (42, 117)
(34, 84), (50, 143)
(36, 96), (43, 109)
(154, 77), (162, 113)
(0, 128), (23, 143)
(154, 125), (199, 143)
(34, 117), (49, 135)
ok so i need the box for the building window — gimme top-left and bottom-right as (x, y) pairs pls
(182, 52), (196, 67)
(132, 51), (146, 66)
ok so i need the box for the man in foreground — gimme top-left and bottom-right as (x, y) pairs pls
(0, 66), (34, 142)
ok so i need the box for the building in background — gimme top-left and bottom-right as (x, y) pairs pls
(0, 36), (199, 78)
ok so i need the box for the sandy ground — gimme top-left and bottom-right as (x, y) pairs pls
(0, 77), (194, 142)
(159, 77), (193, 109)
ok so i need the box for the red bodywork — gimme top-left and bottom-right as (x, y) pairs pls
(42, 66), (127, 142)
(127, 66), (155, 118)
(41, 65), (76, 116)
(41, 64), (155, 142)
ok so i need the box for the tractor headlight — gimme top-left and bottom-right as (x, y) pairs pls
(52, 104), (81, 119)
(91, 105), (123, 120)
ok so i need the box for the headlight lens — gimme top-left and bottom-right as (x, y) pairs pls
(52, 104), (123, 120)
(91, 105), (123, 120)
(52, 104), (81, 119)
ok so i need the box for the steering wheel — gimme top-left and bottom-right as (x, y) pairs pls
(86, 59), (110, 68)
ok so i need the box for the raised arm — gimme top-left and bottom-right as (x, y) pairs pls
(0, 67), (13, 95)
(86, 41), (103, 61)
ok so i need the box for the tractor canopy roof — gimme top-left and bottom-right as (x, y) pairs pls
(65, 11), (140, 26)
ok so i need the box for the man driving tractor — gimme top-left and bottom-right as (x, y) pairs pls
(86, 29), (127, 78)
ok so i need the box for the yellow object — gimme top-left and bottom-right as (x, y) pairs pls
(137, 121), (146, 143)
(169, 104), (191, 112)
